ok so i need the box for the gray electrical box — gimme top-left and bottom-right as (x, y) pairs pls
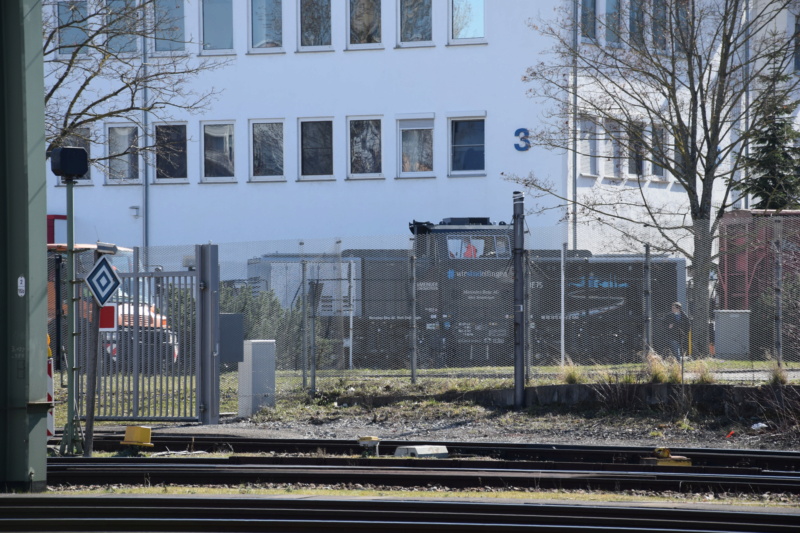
(714, 310), (750, 360)
(238, 340), (276, 417)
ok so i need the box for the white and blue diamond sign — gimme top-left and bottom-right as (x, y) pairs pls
(86, 256), (122, 306)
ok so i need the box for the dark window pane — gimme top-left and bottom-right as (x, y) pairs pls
(401, 128), (433, 172)
(156, 125), (187, 179)
(580, 0), (595, 39)
(108, 0), (138, 53)
(300, 0), (331, 47)
(252, 0), (282, 48)
(253, 122), (284, 176)
(155, 0), (185, 52)
(652, 0), (667, 49)
(204, 124), (234, 177)
(400, 0), (431, 42)
(301, 121), (333, 176)
(350, 120), (381, 174)
(605, 0), (619, 43)
(350, 0), (380, 44)
(203, 0), (233, 50)
(452, 120), (484, 172)
(58, 1), (89, 55)
(630, 0), (644, 47)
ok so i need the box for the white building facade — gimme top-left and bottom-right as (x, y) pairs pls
(47, 0), (572, 249)
(46, 0), (779, 252)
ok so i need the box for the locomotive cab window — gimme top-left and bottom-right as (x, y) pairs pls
(447, 236), (510, 259)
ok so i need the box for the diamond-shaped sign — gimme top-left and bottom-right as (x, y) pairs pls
(85, 256), (122, 307)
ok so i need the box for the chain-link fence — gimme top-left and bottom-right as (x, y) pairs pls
(54, 215), (800, 418)
(718, 213), (800, 369)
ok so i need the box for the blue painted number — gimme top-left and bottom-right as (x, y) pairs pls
(514, 128), (531, 152)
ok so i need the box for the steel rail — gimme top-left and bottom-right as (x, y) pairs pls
(83, 433), (800, 471)
(1, 496), (798, 532)
(48, 456), (800, 494)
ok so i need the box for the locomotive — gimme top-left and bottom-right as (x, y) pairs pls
(247, 218), (686, 368)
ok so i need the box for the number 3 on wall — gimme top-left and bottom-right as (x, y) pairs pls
(514, 128), (531, 152)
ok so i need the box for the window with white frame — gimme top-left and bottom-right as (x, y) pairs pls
(627, 123), (645, 178)
(300, 119), (333, 178)
(349, 118), (381, 177)
(651, 126), (667, 180)
(629, 0), (644, 48)
(299, 0), (331, 49)
(349, 0), (381, 47)
(106, 0), (138, 54)
(203, 123), (235, 179)
(251, 0), (282, 50)
(604, 120), (624, 179)
(795, 17), (800, 72)
(251, 121), (284, 180)
(450, 118), (485, 175)
(202, 0), (233, 51)
(652, 0), (667, 50)
(154, 0), (185, 52)
(107, 125), (139, 182)
(605, 0), (620, 44)
(398, 118), (434, 177)
(61, 127), (92, 182)
(399, 0), (432, 45)
(58, 1), (89, 55)
(580, 0), (596, 40)
(579, 117), (599, 176)
(155, 124), (187, 180)
(450, 0), (484, 43)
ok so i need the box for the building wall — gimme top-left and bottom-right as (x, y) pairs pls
(46, 0), (568, 248)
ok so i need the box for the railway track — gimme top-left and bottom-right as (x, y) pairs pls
(48, 435), (800, 494)
(2, 495), (799, 532)
(86, 433), (800, 471)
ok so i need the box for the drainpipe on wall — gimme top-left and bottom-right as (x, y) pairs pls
(572, 0), (579, 250)
(141, 32), (150, 263)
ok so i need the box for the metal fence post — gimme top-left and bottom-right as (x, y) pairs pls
(410, 249), (417, 384)
(198, 244), (220, 425)
(774, 218), (783, 367)
(644, 243), (652, 354)
(513, 191), (526, 409)
(301, 259), (308, 389)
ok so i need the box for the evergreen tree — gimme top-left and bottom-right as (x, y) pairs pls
(735, 68), (800, 210)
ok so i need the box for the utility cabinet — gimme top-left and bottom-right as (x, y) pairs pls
(238, 340), (276, 417)
(714, 310), (750, 360)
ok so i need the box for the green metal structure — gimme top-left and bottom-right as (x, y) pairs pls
(1, 0), (48, 492)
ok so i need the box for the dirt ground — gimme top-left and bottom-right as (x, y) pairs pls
(156, 399), (799, 452)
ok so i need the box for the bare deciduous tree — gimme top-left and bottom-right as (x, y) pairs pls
(43, 0), (230, 171)
(513, 0), (800, 356)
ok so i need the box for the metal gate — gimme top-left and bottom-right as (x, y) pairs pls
(71, 245), (219, 423)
